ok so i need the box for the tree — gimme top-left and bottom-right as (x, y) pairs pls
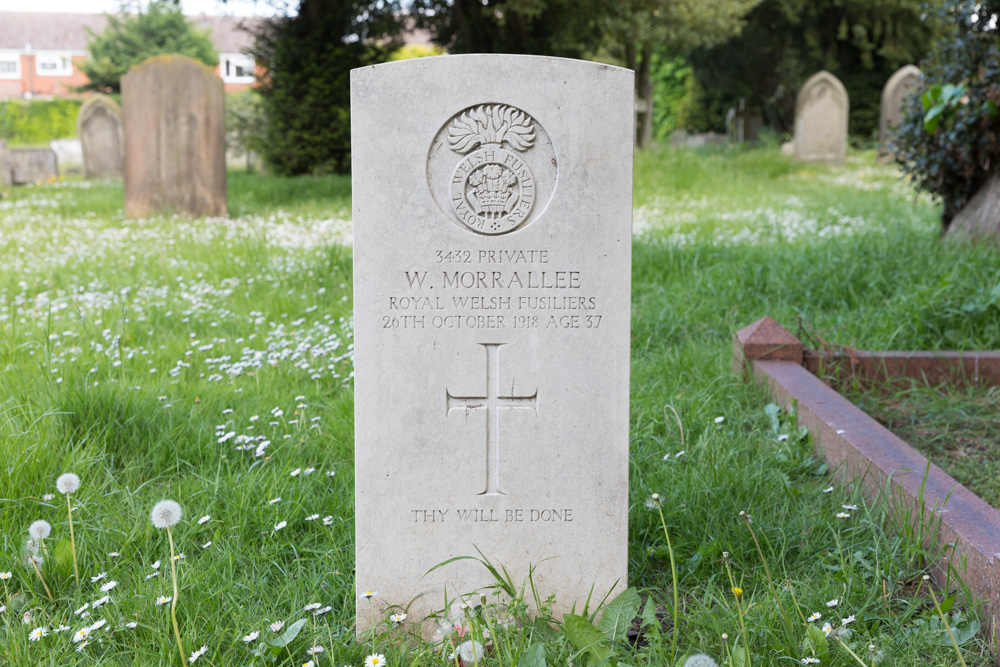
(411, 0), (607, 59)
(684, 0), (942, 138)
(80, 1), (218, 93)
(604, 0), (761, 146)
(249, 0), (403, 175)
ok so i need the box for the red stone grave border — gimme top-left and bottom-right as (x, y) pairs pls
(733, 316), (1000, 660)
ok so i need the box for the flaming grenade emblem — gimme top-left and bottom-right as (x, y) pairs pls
(447, 105), (538, 235)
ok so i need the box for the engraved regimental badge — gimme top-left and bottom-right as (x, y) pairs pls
(428, 103), (558, 236)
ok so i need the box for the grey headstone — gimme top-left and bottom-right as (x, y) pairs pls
(78, 95), (124, 179)
(8, 148), (58, 184)
(352, 55), (633, 633)
(122, 54), (227, 218)
(878, 65), (921, 162)
(794, 71), (849, 163)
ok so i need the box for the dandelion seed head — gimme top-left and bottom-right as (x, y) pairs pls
(29, 520), (51, 541)
(57, 473), (80, 495)
(683, 655), (720, 667)
(151, 500), (182, 528)
(458, 640), (485, 662)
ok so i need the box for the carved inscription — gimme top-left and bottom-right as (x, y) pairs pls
(410, 508), (575, 523)
(379, 248), (605, 332)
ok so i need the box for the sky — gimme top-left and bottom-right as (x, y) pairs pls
(0, 0), (289, 16)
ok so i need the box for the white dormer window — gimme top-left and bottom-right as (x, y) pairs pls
(220, 53), (255, 83)
(36, 53), (73, 77)
(0, 51), (20, 79)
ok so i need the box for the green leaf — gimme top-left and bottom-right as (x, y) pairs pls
(923, 107), (942, 134)
(640, 597), (661, 642)
(563, 613), (614, 666)
(52, 538), (74, 576)
(10, 591), (29, 613)
(597, 587), (641, 641)
(265, 618), (307, 647)
(803, 623), (829, 658)
(732, 646), (748, 667)
(938, 596), (954, 614)
(516, 643), (546, 667)
(530, 617), (559, 642)
(951, 619), (981, 645)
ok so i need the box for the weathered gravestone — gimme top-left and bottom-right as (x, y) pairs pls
(7, 148), (59, 184)
(794, 71), (849, 163)
(0, 140), (10, 187)
(878, 65), (921, 162)
(121, 54), (226, 218)
(726, 98), (763, 144)
(78, 95), (123, 179)
(352, 55), (633, 632)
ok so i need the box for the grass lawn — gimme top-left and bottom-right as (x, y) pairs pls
(1, 148), (998, 666)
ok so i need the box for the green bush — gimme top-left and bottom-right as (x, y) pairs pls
(0, 99), (83, 145)
(225, 89), (266, 168)
(892, 0), (1000, 227)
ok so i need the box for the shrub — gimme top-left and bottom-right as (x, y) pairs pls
(0, 99), (83, 145)
(225, 89), (266, 169)
(892, 0), (1000, 228)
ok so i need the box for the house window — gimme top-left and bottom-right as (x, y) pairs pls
(220, 53), (255, 83)
(35, 53), (73, 77)
(0, 52), (19, 79)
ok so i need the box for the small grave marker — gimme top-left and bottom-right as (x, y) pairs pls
(879, 65), (921, 162)
(78, 95), (124, 179)
(352, 55), (633, 632)
(794, 70), (849, 163)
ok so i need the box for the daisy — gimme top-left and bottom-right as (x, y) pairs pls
(242, 631), (259, 642)
(304, 467), (315, 475)
(303, 662), (315, 667)
(801, 659), (820, 665)
(92, 595), (110, 607)
(74, 603), (90, 615)
(841, 615), (855, 624)
(274, 521), (287, 531)
(173, 553), (185, 560)
(29, 627), (48, 641)
(714, 416), (725, 424)
(303, 603), (321, 611)
(365, 654), (386, 667)
(124, 622), (138, 629)
(361, 590), (378, 599)
(91, 572), (107, 583)
(145, 572), (160, 580)
(198, 515), (211, 525)
(821, 622), (832, 636)
(307, 646), (325, 655)
(101, 580), (118, 592)
(777, 434), (790, 441)
(189, 645), (208, 663)
(108, 552), (120, 557)
(156, 596), (173, 606)
(0, 572), (11, 580)
(842, 504), (859, 511)
(305, 514), (320, 521)
(41, 494), (55, 501)
(76, 639), (90, 652)
(390, 612), (406, 624)
(88, 619), (107, 631)
(269, 621), (284, 632)
(73, 627), (90, 643)
(326, 471), (335, 477)
(826, 598), (839, 607)
(323, 516), (333, 525)
(290, 469), (301, 477)
(268, 497), (281, 505)
(807, 612), (821, 622)
(836, 512), (850, 519)
(313, 606), (332, 616)
(201, 541), (213, 549)
(822, 486), (834, 493)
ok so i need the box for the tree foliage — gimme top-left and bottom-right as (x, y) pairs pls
(250, 0), (402, 175)
(683, 0), (942, 138)
(893, 0), (1000, 228)
(80, 1), (217, 94)
(411, 0), (606, 58)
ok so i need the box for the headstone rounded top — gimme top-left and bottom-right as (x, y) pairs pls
(124, 53), (220, 79)
(796, 70), (848, 112)
(77, 94), (121, 131)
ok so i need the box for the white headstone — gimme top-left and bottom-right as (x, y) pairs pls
(794, 70), (849, 163)
(352, 55), (633, 633)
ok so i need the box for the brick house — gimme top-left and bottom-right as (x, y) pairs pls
(0, 11), (260, 100)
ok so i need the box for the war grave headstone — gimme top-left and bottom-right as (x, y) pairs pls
(878, 65), (921, 163)
(352, 55), (633, 632)
(78, 95), (124, 179)
(121, 54), (226, 218)
(794, 70), (849, 163)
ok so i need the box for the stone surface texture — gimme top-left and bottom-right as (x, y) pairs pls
(947, 172), (1000, 245)
(805, 349), (1000, 387)
(352, 55), (633, 634)
(733, 316), (804, 371)
(878, 65), (921, 161)
(0, 140), (10, 187)
(794, 71), (849, 163)
(78, 95), (124, 179)
(122, 54), (226, 218)
(7, 148), (58, 184)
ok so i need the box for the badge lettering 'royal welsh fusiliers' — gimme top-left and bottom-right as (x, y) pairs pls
(427, 103), (558, 236)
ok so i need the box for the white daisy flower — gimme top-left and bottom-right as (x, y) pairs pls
(92, 595), (110, 607)
(74, 603), (90, 615)
(325, 471), (335, 477)
(124, 622), (138, 629)
(41, 494), (55, 501)
(714, 416), (725, 424)
(76, 639), (90, 652)
(173, 553), (185, 561)
(360, 590), (378, 599)
(144, 572), (160, 580)
(807, 612), (821, 622)
(152, 560), (161, 570)
(390, 613), (406, 624)
(822, 486), (834, 493)
(307, 645), (325, 655)
(91, 572), (107, 583)
(290, 469), (301, 477)
(826, 598), (839, 607)
(822, 622), (832, 636)
(841, 615), (856, 624)
(156, 596), (172, 606)
(198, 515), (211, 525)
(323, 516), (333, 525)
(836, 512), (851, 519)
(365, 653), (386, 667)
(303, 603), (321, 611)
(305, 514), (320, 521)
(29, 627), (48, 641)
(268, 497), (281, 505)
(88, 619), (107, 631)
(313, 606), (332, 616)
(243, 631), (259, 642)
(108, 552), (120, 558)
(201, 541), (213, 549)
(189, 645), (208, 663)
(304, 467), (315, 475)
(777, 434), (790, 441)
(274, 521), (287, 531)
(101, 580), (117, 592)
(842, 504), (859, 511)
(73, 627), (90, 643)
(0, 572), (11, 580)
(269, 621), (284, 632)
(802, 658), (820, 665)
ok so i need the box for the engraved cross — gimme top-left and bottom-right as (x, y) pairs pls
(446, 343), (538, 496)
